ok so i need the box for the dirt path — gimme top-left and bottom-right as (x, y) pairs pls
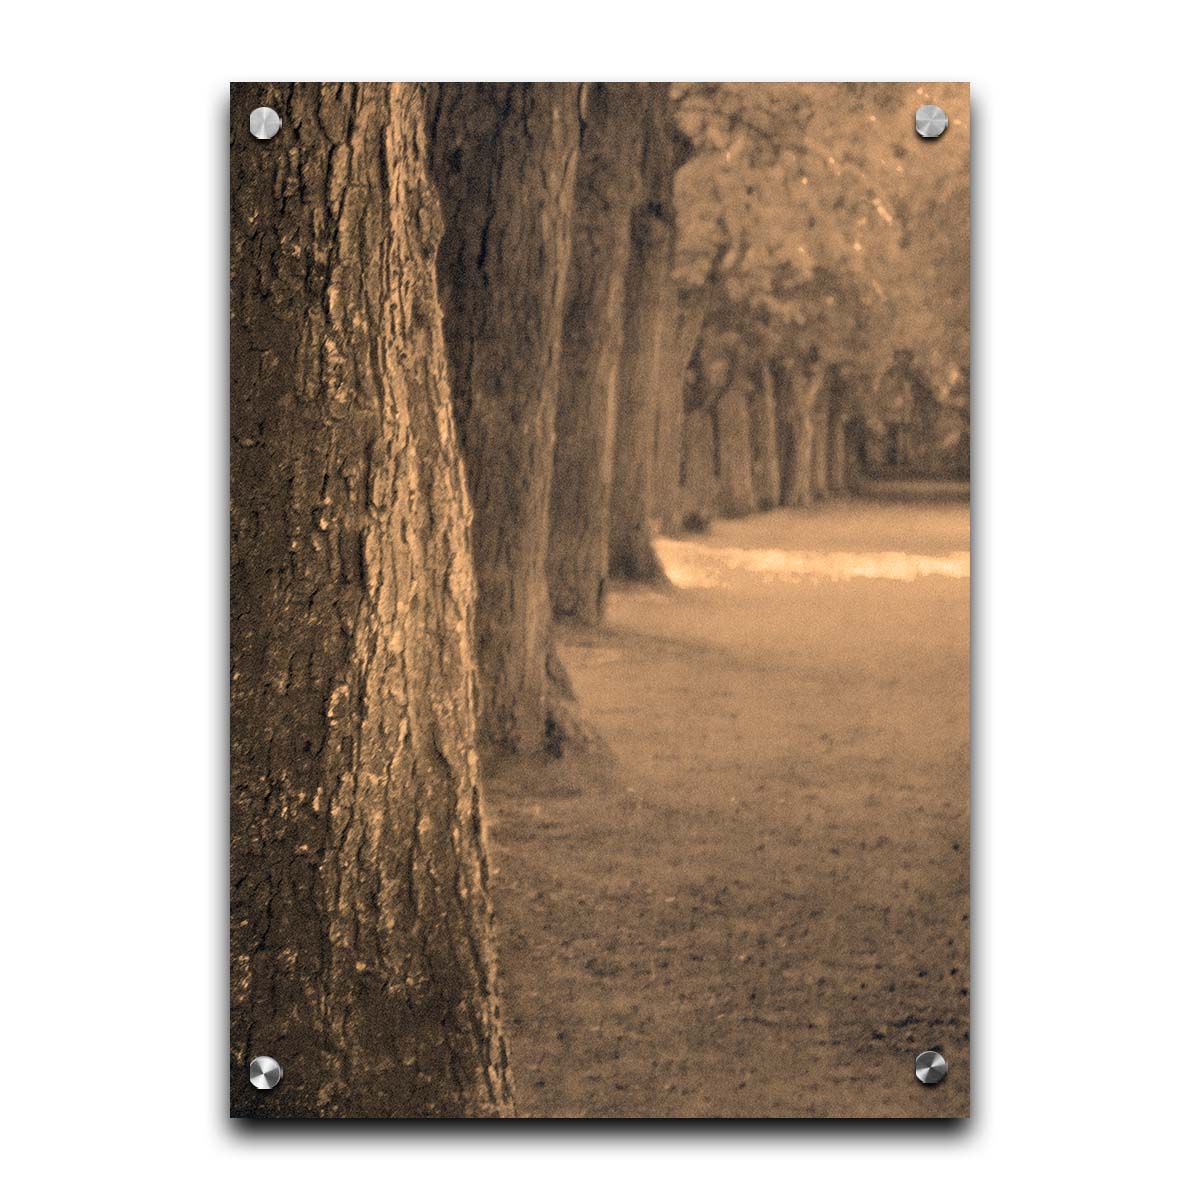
(487, 491), (970, 1117)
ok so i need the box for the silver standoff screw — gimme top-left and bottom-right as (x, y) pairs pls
(249, 106), (282, 141)
(249, 1055), (283, 1090)
(915, 104), (949, 139)
(915, 1049), (948, 1085)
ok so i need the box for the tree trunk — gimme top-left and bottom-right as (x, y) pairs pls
(776, 366), (813, 508)
(610, 84), (675, 583)
(776, 367), (796, 505)
(791, 401), (816, 505)
(830, 413), (849, 493)
(716, 385), (755, 518)
(844, 417), (866, 492)
(428, 84), (581, 752)
(548, 84), (646, 625)
(682, 406), (718, 526)
(655, 295), (708, 534)
(652, 288), (686, 538)
(748, 363), (781, 510)
(812, 382), (831, 500)
(230, 82), (512, 1119)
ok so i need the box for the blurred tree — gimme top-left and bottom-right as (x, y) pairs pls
(610, 84), (686, 583)
(549, 84), (648, 625)
(429, 83), (582, 752)
(776, 362), (822, 506)
(748, 361), (781, 508)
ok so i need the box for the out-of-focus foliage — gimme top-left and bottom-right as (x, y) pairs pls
(674, 83), (970, 418)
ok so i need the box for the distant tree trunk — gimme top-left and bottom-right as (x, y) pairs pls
(549, 84), (646, 625)
(827, 369), (856, 494)
(428, 84), (581, 752)
(716, 384), (755, 518)
(776, 366), (795, 503)
(656, 238), (726, 534)
(781, 371), (822, 507)
(812, 378), (831, 500)
(748, 362), (781, 510)
(682, 405), (718, 525)
(654, 294), (707, 535)
(844, 416), (866, 492)
(864, 427), (887, 469)
(610, 84), (677, 583)
(653, 290), (686, 537)
(230, 82), (512, 1119)
(791, 403), (817, 505)
(830, 412), (849, 493)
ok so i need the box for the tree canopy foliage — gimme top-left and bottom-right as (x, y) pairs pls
(674, 83), (969, 425)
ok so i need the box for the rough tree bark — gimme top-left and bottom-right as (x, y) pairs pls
(716, 382), (755, 518)
(428, 84), (582, 752)
(230, 83), (512, 1118)
(748, 362), (781, 510)
(548, 84), (646, 625)
(610, 84), (677, 583)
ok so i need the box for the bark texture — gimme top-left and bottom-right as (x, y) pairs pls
(548, 84), (646, 624)
(428, 84), (582, 751)
(230, 82), (512, 1118)
(610, 84), (675, 582)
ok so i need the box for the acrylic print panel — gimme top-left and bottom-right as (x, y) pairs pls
(230, 82), (970, 1119)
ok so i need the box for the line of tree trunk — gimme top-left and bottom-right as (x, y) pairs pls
(548, 84), (647, 625)
(230, 82), (512, 1118)
(681, 358), (864, 521)
(428, 84), (582, 752)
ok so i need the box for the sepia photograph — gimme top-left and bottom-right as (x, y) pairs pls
(230, 80), (970, 1119)
(14, 4), (1198, 1190)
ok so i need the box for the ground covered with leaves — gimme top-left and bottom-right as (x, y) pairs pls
(487, 486), (969, 1117)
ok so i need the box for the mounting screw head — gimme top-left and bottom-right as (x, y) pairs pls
(249, 107), (282, 141)
(915, 104), (949, 139)
(249, 1055), (283, 1089)
(915, 1049), (948, 1085)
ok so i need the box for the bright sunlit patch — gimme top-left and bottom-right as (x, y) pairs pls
(656, 540), (969, 588)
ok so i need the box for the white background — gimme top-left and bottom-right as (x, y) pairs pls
(6, 3), (1197, 1195)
